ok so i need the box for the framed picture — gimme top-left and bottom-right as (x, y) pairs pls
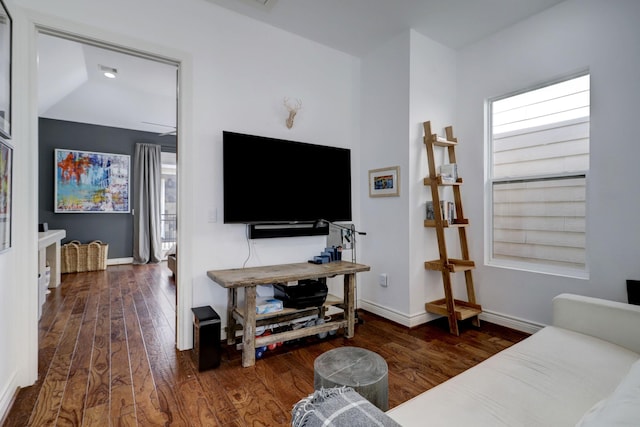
(0, 140), (11, 251)
(369, 166), (400, 197)
(0, 1), (11, 139)
(55, 149), (130, 213)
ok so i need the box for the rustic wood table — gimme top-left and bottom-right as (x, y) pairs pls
(207, 261), (370, 367)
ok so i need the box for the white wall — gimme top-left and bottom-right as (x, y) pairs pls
(408, 31), (457, 322)
(0, 248), (18, 418)
(358, 31), (411, 321)
(358, 30), (457, 326)
(457, 0), (640, 326)
(3, 0), (361, 411)
(1, 0), (41, 414)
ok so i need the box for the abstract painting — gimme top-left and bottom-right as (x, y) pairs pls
(55, 149), (130, 213)
(0, 140), (11, 251)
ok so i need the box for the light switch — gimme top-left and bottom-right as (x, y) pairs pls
(208, 208), (217, 223)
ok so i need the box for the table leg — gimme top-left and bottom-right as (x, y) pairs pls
(227, 288), (238, 345)
(344, 273), (355, 338)
(47, 240), (62, 288)
(38, 247), (46, 281)
(38, 248), (47, 320)
(242, 286), (257, 367)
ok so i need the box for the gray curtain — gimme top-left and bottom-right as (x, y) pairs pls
(133, 143), (162, 264)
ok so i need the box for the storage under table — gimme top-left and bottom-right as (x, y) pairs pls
(206, 261), (370, 367)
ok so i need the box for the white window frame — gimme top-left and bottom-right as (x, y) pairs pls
(485, 72), (590, 279)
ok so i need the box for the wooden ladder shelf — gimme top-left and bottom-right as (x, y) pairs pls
(423, 121), (481, 335)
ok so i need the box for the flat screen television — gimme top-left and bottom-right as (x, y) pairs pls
(223, 131), (352, 237)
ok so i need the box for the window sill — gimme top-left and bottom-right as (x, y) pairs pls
(486, 258), (589, 280)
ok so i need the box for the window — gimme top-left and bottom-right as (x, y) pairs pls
(161, 151), (177, 256)
(488, 74), (590, 276)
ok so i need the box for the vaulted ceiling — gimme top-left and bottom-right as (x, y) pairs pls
(37, 33), (178, 135)
(205, 0), (567, 55)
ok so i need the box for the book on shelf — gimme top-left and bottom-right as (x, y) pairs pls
(426, 200), (455, 224)
(439, 163), (457, 183)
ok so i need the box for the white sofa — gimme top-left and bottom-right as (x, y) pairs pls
(386, 293), (640, 426)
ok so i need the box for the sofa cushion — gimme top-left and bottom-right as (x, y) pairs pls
(386, 326), (639, 426)
(576, 359), (640, 426)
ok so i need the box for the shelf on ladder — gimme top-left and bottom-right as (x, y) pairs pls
(422, 120), (481, 335)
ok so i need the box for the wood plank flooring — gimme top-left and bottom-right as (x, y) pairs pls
(3, 263), (529, 426)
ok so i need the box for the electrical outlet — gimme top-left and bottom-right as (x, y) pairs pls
(378, 273), (388, 287)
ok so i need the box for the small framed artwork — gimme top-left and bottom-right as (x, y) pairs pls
(0, 0), (11, 139)
(369, 166), (400, 197)
(0, 139), (12, 251)
(55, 149), (130, 213)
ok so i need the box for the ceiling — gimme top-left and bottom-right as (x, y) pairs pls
(38, 33), (178, 135)
(205, 0), (567, 55)
(37, 0), (566, 133)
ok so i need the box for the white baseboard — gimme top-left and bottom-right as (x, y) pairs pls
(479, 310), (545, 335)
(359, 299), (545, 334)
(107, 257), (133, 265)
(107, 258), (171, 266)
(359, 299), (440, 328)
(0, 372), (18, 424)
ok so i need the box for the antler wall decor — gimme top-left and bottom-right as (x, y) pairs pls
(283, 97), (302, 129)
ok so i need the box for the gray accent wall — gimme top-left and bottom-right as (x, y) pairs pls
(39, 118), (176, 259)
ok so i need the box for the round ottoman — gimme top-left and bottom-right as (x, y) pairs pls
(313, 346), (389, 410)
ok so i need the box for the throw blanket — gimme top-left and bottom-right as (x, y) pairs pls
(291, 387), (401, 427)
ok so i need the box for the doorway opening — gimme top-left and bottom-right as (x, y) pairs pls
(36, 29), (181, 341)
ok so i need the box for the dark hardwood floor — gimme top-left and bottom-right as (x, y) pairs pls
(3, 263), (529, 426)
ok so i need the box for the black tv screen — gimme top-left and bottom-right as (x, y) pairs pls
(223, 131), (352, 225)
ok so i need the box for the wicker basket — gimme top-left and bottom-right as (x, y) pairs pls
(61, 240), (109, 273)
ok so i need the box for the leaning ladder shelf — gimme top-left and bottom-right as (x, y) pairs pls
(423, 121), (481, 335)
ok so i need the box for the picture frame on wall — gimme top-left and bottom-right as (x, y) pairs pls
(55, 148), (131, 213)
(369, 166), (400, 197)
(0, 0), (11, 140)
(0, 139), (12, 252)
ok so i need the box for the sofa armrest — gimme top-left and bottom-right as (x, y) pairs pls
(553, 293), (640, 353)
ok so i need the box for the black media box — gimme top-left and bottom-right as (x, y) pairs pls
(191, 306), (221, 371)
(273, 279), (328, 309)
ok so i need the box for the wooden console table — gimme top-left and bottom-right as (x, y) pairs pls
(207, 261), (370, 367)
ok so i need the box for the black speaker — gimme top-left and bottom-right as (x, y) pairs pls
(191, 306), (221, 371)
(627, 280), (640, 306)
(38, 223), (49, 232)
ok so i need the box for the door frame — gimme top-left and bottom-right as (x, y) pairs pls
(18, 10), (194, 384)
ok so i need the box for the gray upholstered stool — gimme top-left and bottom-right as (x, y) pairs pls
(313, 346), (389, 410)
